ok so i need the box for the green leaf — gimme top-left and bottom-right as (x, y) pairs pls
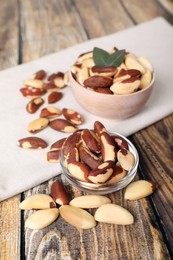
(106, 49), (126, 67)
(93, 47), (110, 66)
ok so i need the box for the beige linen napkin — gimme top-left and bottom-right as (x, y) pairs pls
(0, 17), (173, 201)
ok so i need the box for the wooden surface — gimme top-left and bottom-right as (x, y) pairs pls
(0, 0), (173, 259)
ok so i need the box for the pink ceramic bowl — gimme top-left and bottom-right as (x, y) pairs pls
(69, 72), (155, 120)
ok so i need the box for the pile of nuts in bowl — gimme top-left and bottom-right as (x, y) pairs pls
(60, 120), (136, 184)
(71, 47), (153, 95)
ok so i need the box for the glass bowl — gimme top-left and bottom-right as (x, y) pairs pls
(60, 131), (139, 195)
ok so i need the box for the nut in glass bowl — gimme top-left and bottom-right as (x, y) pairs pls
(59, 121), (139, 195)
(69, 47), (155, 119)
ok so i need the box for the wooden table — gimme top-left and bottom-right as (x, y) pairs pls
(0, 1), (173, 259)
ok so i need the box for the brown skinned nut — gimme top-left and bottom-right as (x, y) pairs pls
(34, 70), (47, 80)
(50, 181), (69, 205)
(26, 97), (44, 114)
(79, 145), (102, 170)
(87, 161), (114, 184)
(49, 119), (77, 133)
(62, 108), (84, 125)
(81, 129), (100, 154)
(100, 132), (117, 162)
(67, 161), (90, 182)
(17, 137), (48, 150)
(83, 75), (113, 88)
(20, 86), (46, 98)
(47, 91), (63, 104)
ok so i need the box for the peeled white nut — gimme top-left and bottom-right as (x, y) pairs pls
(137, 56), (153, 72)
(110, 79), (140, 95)
(125, 56), (146, 74)
(69, 195), (111, 208)
(77, 67), (89, 85)
(124, 180), (154, 200)
(95, 204), (134, 225)
(25, 208), (59, 229)
(19, 194), (56, 210)
(23, 79), (44, 88)
(140, 69), (152, 89)
(117, 149), (135, 171)
(59, 205), (96, 229)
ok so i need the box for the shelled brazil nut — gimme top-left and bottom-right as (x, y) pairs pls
(60, 120), (135, 184)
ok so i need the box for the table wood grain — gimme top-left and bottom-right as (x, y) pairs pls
(0, 1), (173, 259)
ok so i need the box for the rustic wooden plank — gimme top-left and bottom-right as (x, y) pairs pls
(74, 0), (134, 37)
(122, 0), (173, 24)
(158, 0), (173, 15)
(131, 114), (173, 256)
(20, 0), (88, 63)
(0, 196), (21, 260)
(0, 1), (21, 260)
(0, 0), (19, 69)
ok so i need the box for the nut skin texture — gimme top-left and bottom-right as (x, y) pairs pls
(49, 119), (77, 133)
(34, 70), (47, 80)
(100, 132), (117, 162)
(27, 118), (49, 133)
(59, 205), (96, 229)
(106, 165), (127, 184)
(94, 121), (106, 136)
(79, 145), (101, 170)
(69, 195), (111, 208)
(88, 161), (114, 184)
(51, 181), (69, 205)
(81, 129), (100, 154)
(67, 161), (90, 182)
(50, 138), (67, 151)
(45, 150), (60, 163)
(112, 135), (129, 150)
(26, 97), (44, 114)
(25, 208), (59, 230)
(19, 194), (56, 210)
(62, 132), (81, 157)
(95, 204), (134, 225)
(47, 91), (63, 104)
(20, 87), (46, 98)
(84, 75), (113, 88)
(62, 108), (83, 125)
(40, 107), (62, 118)
(124, 180), (154, 200)
(17, 137), (48, 150)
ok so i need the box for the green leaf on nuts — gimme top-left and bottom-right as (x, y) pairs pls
(93, 47), (125, 67)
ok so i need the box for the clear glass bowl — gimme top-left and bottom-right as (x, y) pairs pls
(60, 132), (139, 195)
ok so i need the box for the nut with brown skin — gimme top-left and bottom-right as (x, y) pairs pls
(79, 145), (102, 170)
(50, 137), (67, 151)
(83, 75), (113, 88)
(47, 91), (63, 104)
(94, 121), (106, 136)
(50, 181), (69, 205)
(17, 137), (48, 150)
(90, 66), (117, 77)
(20, 86), (46, 98)
(67, 161), (90, 182)
(100, 132), (116, 162)
(34, 70), (47, 80)
(39, 107), (62, 118)
(88, 161), (114, 184)
(26, 97), (44, 114)
(110, 77), (141, 95)
(62, 132), (81, 157)
(65, 147), (79, 166)
(106, 164), (127, 184)
(112, 135), (129, 150)
(45, 150), (61, 163)
(81, 129), (100, 154)
(27, 118), (49, 133)
(62, 108), (84, 125)
(49, 119), (77, 133)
